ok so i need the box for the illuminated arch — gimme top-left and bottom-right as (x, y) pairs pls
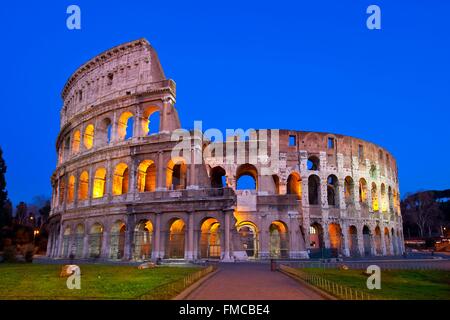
(359, 178), (368, 203)
(380, 183), (387, 212)
(88, 223), (103, 258)
(269, 220), (289, 258)
(166, 218), (185, 259)
(137, 160), (156, 192)
(117, 111), (134, 140)
(236, 221), (259, 258)
(371, 182), (379, 211)
(344, 176), (355, 204)
(83, 124), (94, 149)
(287, 172), (302, 199)
(166, 157), (187, 190)
(113, 163), (129, 195)
(78, 171), (89, 200)
(142, 105), (160, 135)
(72, 130), (81, 154)
(199, 218), (221, 259)
(92, 168), (106, 198)
(67, 175), (75, 203)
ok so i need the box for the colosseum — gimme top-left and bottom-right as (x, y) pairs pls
(47, 38), (405, 262)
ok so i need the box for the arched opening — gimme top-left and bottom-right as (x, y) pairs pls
(272, 175), (280, 194)
(307, 156), (320, 171)
(83, 124), (94, 149)
(210, 166), (226, 188)
(92, 168), (106, 198)
(308, 175), (321, 205)
(199, 218), (221, 259)
(359, 178), (368, 204)
(64, 136), (70, 160)
(287, 172), (302, 199)
(166, 218), (185, 259)
(328, 223), (342, 255)
(78, 171), (89, 201)
(371, 183), (379, 211)
(75, 224), (84, 258)
(137, 160), (156, 192)
(117, 111), (134, 141)
(309, 223), (324, 249)
(62, 226), (71, 258)
(142, 106), (160, 135)
(381, 183), (387, 212)
(133, 220), (153, 260)
(67, 175), (75, 203)
(344, 176), (355, 204)
(362, 225), (372, 256)
(72, 130), (81, 154)
(370, 164), (377, 179)
(348, 225), (359, 256)
(97, 117), (112, 146)
(327, 175), (339, 206)
(384, 227), (391, 255)
(110, 221), (126, 260)
(166, 158), (187, 190)
(88, 223), (103, 258)
(374, 226), (382, 255)
(113, 163), (129, 195)
(269, 221), (289, 258)
(236, 164), (258, 190)
(236, 221), (259, 258)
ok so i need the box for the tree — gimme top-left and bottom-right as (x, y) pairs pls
(15, 202), (27, 225)
(402, 191), (441, 237)
(0, 147), (10, 228)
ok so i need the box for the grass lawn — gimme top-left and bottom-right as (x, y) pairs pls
(300, 268), (450, 300)
(0, 263), (200, 300)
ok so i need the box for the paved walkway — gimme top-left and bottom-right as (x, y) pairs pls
(186, 263), (325, 300)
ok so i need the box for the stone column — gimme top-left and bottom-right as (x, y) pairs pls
(357, 225), (365, 256)
(152, 212), (162, 259)
(187, 212), (194, 260)
(111, 111), (118, 142)
(82, 230), (89, 258)
(380, 225), (387, 255)
(156, 151), (166, 191)
(323, 221), (330, 249)
(222, 210), (233, 262)
(101, 230), (109, 259)
(341, 223), (350, 257)
(129, 158), (137, 200)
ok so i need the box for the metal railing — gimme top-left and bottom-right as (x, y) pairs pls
(283, 260), (450, 271)
(279, 264), (378, 300)
(139, 265), (216, 300)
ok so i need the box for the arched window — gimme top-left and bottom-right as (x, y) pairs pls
(200, 218), (221, 259)
(344, 176), (354, 204)
(92, 168), (106, 198)
(133, 220), (153, 260)
(83, 124), (94, 149)
(308, 175), (320, 205)
(97, 118), (112, 146)
(166, 158), (187, 190)
(287, 172), (301, 199)
(78, 171), (89, 200)
(269, 221), (289, 258)
(113, 163), (129, 195)
(272, 175), (280, 195)
(307, 156), (320, 171)
(236, 164), (258, 190)
(359, 178), (368, 203)
(142, 106), (160, 135)
(371, 182), (379, 211)
(166, 218), (185, 259)
(117, 111), (134, 141)
(327, 175), (338, 206)
(210, 166), (226, 188)
(137, 160), (156, 192)
(72, 130), (80, 154)
(67, 175), (75, 203)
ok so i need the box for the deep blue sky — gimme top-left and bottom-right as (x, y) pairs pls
(0, 1), (449, 205)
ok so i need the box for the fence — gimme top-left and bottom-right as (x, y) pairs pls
(282, 259), (450, 271)
(279, 264), (378, 300)
(139, 265), (216, 300)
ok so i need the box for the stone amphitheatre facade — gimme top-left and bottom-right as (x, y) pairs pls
(47, 39), (405, 262)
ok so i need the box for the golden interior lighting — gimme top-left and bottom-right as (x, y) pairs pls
(83, 124), (94, 149)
